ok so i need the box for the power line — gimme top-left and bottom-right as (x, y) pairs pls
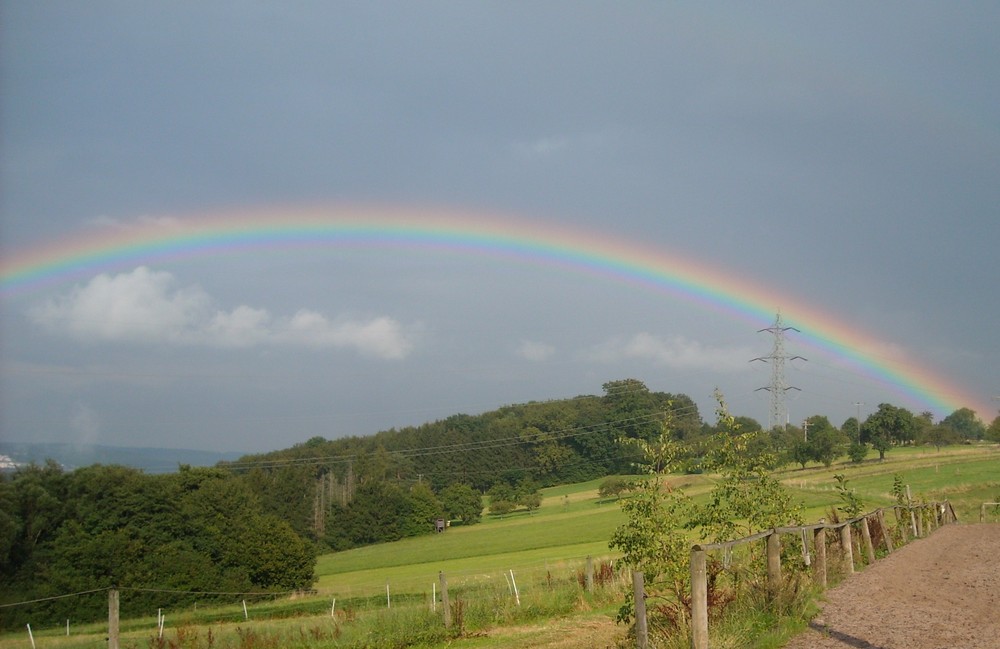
(0, 588), (108, 609)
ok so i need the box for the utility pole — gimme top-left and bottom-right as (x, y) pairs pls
(854, 402), (865, 439)
(751, 312), (806, 431)
(802, 419), (810, 442)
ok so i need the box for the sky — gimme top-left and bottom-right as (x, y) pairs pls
(1, 2), (998, 454)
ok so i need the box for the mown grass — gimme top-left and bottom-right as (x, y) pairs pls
(3, 444), (996, 649)
(777, 444), (1000, 519)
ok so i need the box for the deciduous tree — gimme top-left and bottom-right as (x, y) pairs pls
(847, 441), (868, 463)
(609, 418), (691, 630)
(987, 415), (1000, 445)
(439, 483), (483, 524)
(941, 407), (986, 441)
(487, 482), (517, 518)
(808, 426), (845, 467)
(861, 403), (916, 459)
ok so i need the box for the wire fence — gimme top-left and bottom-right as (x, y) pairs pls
(0, 553), (626, 648)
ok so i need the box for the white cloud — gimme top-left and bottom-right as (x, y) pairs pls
(516, 340), (556, 362)
(29, 266), (210, 343)
(281, 311), (414, 359)
(582, 333), (754, 372)
(205, 305), (272, 347)
(29, 267), (415, 359)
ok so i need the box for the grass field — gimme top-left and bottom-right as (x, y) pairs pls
(314, 444), (999, 600)
(3, 443), (997, 649)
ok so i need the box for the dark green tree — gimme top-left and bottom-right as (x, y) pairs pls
(922, 424), (961, 451)
(598, 476), (631, 500)
(487, 482), (517, 518)
(439, 483), (483, 524)
(402, 481), (444, 536)
(847, 441), (869, 463)
(988, 415), (1000, 445)
(841, 416), (861, 443)
(331, 481), (411, 547)
(861, 403), (916, 460)
(808, 425), (845, 467)
(870, 434), (892, 462)
(224, 514), (315, 590)
(603, 379), (662, 443)
(1, 461), (65, 576)
(515, 478), (543, 514)
(788, 440), (813, 469)
(941, 407), (986, 440)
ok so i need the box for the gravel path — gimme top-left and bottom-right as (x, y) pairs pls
(782, 523), (1000, 649)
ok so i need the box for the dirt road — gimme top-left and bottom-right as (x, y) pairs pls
(782, 523), (1000, 649)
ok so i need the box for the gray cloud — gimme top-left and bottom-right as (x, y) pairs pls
(2, 3), (997, 451)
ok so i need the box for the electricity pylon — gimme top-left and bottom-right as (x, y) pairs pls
(751, 312), (806, 431)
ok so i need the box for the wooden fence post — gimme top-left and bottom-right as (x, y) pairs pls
(895, 506), (909, 543)
(860, 517), (876, 565)
(812, 527), (827, 588)
(108, 589), (120, 649)
(586, 555), (594, 593)
(839, 524), (854, 575)
(691, 548), (709, 649)
(766, 531), (781, 597)
(439, 572), (451, 629)
(632, 571), (648, 649)
(876, 509), (893, 553)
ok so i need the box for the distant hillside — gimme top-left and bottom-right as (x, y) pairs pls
(0, 442), (243, 473)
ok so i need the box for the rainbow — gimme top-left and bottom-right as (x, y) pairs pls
(0, 204), (989, 418)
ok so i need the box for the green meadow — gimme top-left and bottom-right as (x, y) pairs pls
(314, 444), (998, 602)
(3, 444), (997, 649)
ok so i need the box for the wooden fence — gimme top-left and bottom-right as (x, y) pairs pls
(678, 501), (958, 649)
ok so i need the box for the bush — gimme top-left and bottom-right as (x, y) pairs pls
(848, 442), (869, 463)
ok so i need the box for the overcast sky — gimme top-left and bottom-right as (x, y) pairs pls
(2, 2), (998, 454)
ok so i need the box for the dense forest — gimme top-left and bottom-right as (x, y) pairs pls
(0, 463), (314, 629)
(2, 378), (996, 630)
